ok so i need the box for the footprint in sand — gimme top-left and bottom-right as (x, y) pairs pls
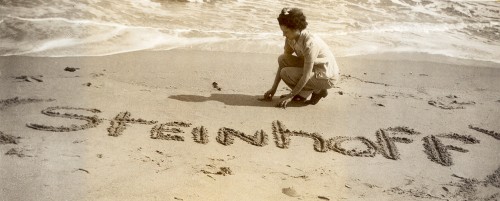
(64, 67), (80, 72)
(282, 187), (300, 197)
(0, 131), (20, 144)
(200, 166), (233, 177)
(428, 95), (475, 110)
(5, 148), (32, 157)
(13, 75), (43, 82)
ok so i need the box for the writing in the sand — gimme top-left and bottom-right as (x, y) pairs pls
(26, 106), (499, 167)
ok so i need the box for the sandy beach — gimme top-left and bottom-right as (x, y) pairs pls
(0, 50), (499, 200)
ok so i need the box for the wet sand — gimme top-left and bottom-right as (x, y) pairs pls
(0, 49), (499, 200)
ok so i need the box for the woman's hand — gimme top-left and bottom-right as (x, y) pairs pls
(262, 88), (277, 101)
(277, 93), (294, 109)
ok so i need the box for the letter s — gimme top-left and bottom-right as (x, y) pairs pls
(27, 106), (102, 132)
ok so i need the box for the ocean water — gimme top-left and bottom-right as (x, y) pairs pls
(1, 0), (499, 63)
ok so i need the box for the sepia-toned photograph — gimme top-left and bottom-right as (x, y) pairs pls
(1, 0), (499, 200)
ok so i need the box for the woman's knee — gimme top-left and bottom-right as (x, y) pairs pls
(280, 67), (301, 84)
(277, 54), (287, 67)
(279, 67), (288, 78)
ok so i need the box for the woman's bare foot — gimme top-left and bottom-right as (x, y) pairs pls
(305, 89), (328, 105)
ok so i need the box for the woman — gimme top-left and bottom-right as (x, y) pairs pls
(263, 8), (340, 108)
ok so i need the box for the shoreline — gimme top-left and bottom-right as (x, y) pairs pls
(2, 49), (500, 68)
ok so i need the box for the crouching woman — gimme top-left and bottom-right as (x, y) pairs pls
(263, 8), (340, 108)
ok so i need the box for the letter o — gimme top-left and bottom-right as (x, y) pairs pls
(328, 137), (377, 157)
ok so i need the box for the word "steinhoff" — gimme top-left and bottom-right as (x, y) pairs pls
(27, 106), (498, 167)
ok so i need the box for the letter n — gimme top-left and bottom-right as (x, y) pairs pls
(272, 120), (328, 152)
(216, 127), (268, 147)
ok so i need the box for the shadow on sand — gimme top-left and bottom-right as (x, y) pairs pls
(169, 93), (308, 108)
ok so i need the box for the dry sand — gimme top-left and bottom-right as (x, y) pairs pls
(0, 50), (499, 200)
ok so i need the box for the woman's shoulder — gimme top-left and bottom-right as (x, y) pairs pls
(301, 30), (320, 46)
(301, 30), (313, 39)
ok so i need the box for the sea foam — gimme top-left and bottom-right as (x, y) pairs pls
(0, 0), (499, 64)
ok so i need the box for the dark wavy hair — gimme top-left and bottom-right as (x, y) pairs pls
(277, 8), (308, 31)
